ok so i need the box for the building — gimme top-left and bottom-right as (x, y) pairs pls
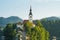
(52, 36), (57, 40)
(16, 6), (35, 40)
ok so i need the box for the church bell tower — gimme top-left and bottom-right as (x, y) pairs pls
(29, 6), (33, 22)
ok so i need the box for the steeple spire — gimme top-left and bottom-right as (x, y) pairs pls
(29, 6), (32, 15)
(29, 6), (33, 22)
(30, 6), (32, 11)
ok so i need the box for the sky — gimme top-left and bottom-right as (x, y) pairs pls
(0, 0), (60, 20)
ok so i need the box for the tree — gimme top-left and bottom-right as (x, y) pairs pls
(0, 28), (3, 40)
(3, 23), (17, 40)
(24, 20), (50, 40)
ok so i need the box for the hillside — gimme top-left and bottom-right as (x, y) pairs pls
(0, 16), (23, 27)
(40, 17), (60, 39)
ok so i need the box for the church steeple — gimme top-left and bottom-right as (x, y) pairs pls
(29, 6), (32, 15)
(29, 6), (33, 22)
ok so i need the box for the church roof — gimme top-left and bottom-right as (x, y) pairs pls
(23, 20), (29, 24)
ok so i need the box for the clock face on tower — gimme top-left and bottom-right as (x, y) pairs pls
(29, 15), (33, 22)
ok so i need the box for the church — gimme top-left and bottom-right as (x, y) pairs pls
(23, 6), (33, 23)
(16, 6), (35, 40)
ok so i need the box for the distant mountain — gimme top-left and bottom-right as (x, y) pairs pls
(40, 16), (60, 39)
(0, 16), (23, 27)
(41, 16), (60, 21)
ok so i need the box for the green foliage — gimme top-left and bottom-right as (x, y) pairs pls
(3, 23), (17, 40)
(41, 18), (60, 39)
(24, 20), (50, 40)
(24, 21), (33, 32)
